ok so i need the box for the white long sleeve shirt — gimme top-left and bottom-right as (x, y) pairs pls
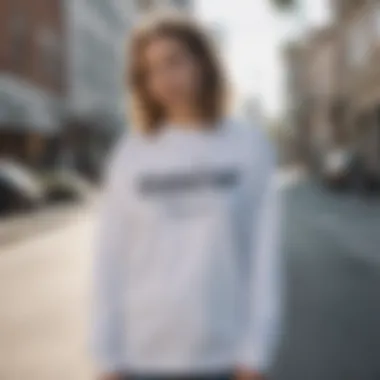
(92, 119), (283, 375)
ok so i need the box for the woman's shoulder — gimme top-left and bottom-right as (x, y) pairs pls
(222, 117), (274, 157)
(110, 130), (148, 158)
(104, 131), (143, 175)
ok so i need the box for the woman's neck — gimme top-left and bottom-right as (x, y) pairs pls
(166, 107), (204, 129)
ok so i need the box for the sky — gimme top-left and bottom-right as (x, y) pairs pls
(196, 0), (331, 117)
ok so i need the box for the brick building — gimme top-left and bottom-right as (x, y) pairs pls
(334, 0), (380, 180)
(304, 26), (341, 167)
(0, 0), (130, 177)
(0, 0), (65, 166)
(283, 41), (311, 164)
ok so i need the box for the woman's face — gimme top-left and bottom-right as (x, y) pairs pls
(143, 36), (201, 112)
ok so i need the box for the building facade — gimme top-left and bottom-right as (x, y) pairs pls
(285, 0), (380, 183)
(304, 26), (340, 166)
(62, 0), (131, 177)
(134, 0), (194, 16)
(0, 0), (65, 165)
(0, 0), (131, 176)
(334, 0), (380, 179)
(64, 0), (129, 119)
(283, 41), (311, 164)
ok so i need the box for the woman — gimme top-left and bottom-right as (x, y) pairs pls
(93, 13), (282, 380)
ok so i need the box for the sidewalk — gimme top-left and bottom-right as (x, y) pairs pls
(0, 201), (94, 249)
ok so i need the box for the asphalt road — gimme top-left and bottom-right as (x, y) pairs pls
(1, 178), (380, 380)
(273, 180), (380, 380)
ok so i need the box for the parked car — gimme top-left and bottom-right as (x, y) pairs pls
(320, 149), (353, 190)
(41, 170), (91, 203)
(358, 168), (380, 193)
(345, 153), (380, 194)
(0, 160), (44, 215)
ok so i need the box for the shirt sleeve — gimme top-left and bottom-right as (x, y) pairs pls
(236, 137), (284, 374)
(92, 148), (129, 373)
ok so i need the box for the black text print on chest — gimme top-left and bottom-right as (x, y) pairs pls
(139, 167), (241, 197)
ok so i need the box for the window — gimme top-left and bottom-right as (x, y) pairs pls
(348, 17), (370, 66)
(37, 28), (61, 86)
(375, 1), (380, 37)
(87, 0), (124, 30)
(172, 0), (190, 11)
(138, 0), (155, 12)
(78, 30), (118, 100)
(9, 5), (27, 70)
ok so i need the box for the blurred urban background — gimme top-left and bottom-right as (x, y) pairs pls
(1, 0), (380, 380)
(282, 0), (380, 191)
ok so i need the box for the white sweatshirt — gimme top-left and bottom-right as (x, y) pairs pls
(92, 119), (283, 375)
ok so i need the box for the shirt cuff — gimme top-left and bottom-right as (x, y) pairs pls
(97, 355), (127, 374)
(235, 343), (271, 375)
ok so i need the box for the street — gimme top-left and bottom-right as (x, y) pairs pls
(274, 180), (380, 380)
(1, 179), (380, 380)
